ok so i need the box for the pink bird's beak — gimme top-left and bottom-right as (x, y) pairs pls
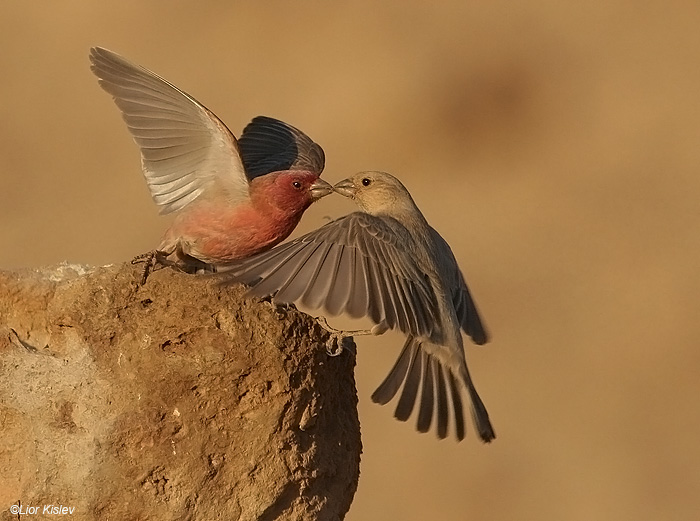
(309, 178), (334, 200)
(333, 178), (356, 198)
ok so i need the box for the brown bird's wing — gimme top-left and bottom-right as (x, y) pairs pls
(222, 211), (495, 442)
(237, 116), (325, 180)
(428, 228), (489, 344)
(452, 270), (488, 344)
(90, 47), (249, 214)
(221, 212), (438, 339)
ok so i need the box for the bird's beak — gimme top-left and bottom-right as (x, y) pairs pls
(309, 178), (334, 200)
(333, 178), (356, 198)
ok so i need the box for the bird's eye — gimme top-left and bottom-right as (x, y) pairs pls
(292, 181), (302, 189)
(362, 178), (371, 186)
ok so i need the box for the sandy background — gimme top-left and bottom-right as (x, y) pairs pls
(2, 2), (700, 520)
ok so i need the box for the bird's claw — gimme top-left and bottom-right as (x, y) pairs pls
(259, 294), (298, 312)
(314, 316), (373, 357)
(325, 334), (357, 357)
(131, 250), (185, 285)
(131, 251), (159, 285)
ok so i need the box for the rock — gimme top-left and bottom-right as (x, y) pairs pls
(0, 263), (360, 521)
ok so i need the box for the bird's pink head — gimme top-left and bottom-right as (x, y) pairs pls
(250, 171), (332, 217)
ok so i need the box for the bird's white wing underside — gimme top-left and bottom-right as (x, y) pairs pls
(90, 47), (249, 214)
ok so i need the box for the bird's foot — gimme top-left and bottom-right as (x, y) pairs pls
(313, 316), (385, 357)
(131, 250), (180, 285)
(259, 294), (298, 312)
(324, 334), (357, 357)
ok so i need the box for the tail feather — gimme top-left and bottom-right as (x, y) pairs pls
(394, 343), (422, 421)
(416, 352), (435, 433)
(371, 336), (418, 405)
(466, 376), (496, 442)
(447, 371), (466, 441)
(372, 337), (495, 442)
(434, 360), (449, 438)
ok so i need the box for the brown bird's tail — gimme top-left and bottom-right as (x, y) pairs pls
(371, 336), (495, 443)
(462, 365), (496, 443)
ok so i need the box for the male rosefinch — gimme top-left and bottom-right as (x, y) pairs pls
(222, 171), (495, 442)
(89, 47), (332, 279)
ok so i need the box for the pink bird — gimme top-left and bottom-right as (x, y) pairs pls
(89, 47), (332, 280)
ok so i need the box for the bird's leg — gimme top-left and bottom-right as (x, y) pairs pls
(131, 249), (180, 285)
(258, 292), (298, 312)
(315, 316), (388, 337)
(314, 316), (388, 357)
(132, 247), (217, 285)
(131, 250), (158, 285)
(324, 334), (357, 357)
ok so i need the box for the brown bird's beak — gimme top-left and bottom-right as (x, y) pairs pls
(309, 178), (334, 200)
(333, 178), (356, 198)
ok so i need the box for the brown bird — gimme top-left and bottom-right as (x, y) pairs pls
(89, 47), (331, 277)
(222, 171), (494, 442)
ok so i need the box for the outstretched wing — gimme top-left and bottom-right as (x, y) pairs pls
(238, 116), (325, 180)
(428, 228), (488, 344)
(221, 212), (438, 339)
(221, 211), (495, 442)
(452, 270), (488, 344)
(90, 47), (249, 214)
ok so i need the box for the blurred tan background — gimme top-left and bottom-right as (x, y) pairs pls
(2, 2), (700, 519)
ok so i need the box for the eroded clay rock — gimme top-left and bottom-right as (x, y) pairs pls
(0, 263), (360, 521)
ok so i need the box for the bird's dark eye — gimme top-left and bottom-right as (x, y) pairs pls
(292, 181), (302, 189)
(362, 178), (371, 186)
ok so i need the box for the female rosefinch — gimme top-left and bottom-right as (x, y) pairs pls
(89, 47), (332, 279)
(222, 171), (495, 442)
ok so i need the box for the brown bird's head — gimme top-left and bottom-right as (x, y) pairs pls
(253, 171), (333, 215)
(333, 171), (419, 216)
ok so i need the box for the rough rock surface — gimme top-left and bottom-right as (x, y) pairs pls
(0, 263), (361, 521)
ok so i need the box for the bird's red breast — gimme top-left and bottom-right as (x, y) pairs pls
(161, 170), (321, 264)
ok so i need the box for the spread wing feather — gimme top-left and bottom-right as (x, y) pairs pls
(90, 47), (249, 214)
(428, 227), (488, 344)
(221, 212), (437, 339)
